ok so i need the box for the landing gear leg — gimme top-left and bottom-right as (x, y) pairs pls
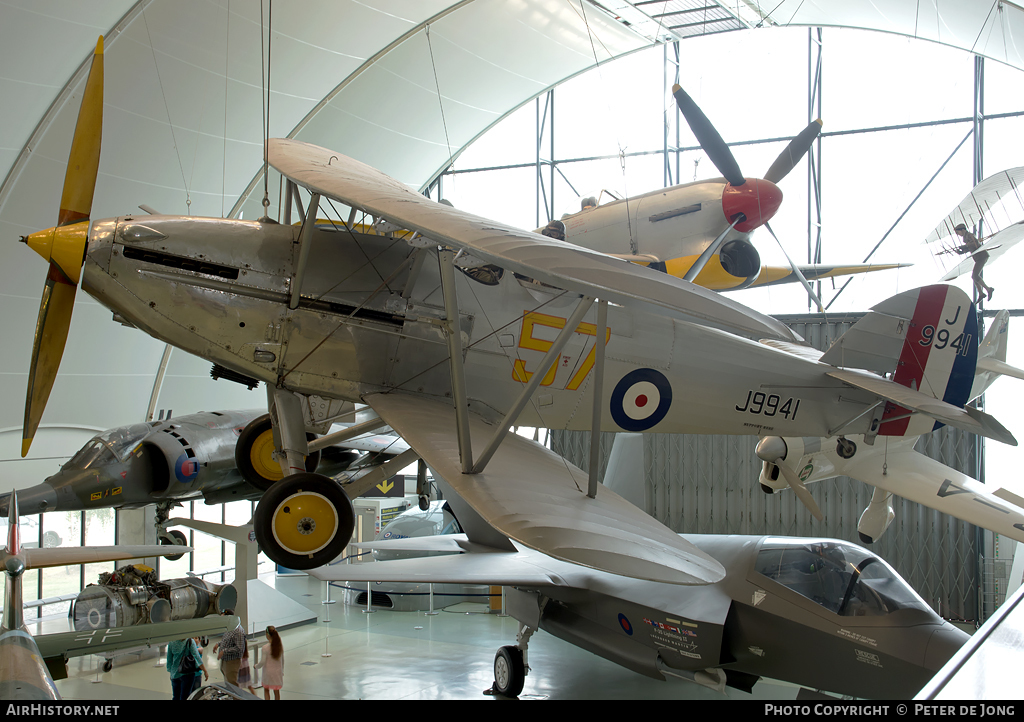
(487, 623), (535, 697)
(254, 386), (356, 570)
(155, 501), (187, 560)
(416, 459), (429, 511)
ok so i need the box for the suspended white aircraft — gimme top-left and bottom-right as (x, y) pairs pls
(756, 308), (1024, 543)
(925, 167), (1024, 285)
(19, 37), (1016, 577)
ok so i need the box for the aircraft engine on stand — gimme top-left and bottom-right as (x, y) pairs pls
(72, 564), (237, 630)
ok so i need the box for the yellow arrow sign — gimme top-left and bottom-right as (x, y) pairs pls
(377, 479), (394, 495)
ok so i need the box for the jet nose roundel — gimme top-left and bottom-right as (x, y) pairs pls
(722, 178), (782, 233)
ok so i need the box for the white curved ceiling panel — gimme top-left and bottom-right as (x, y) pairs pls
(771, 0), (1024, 71)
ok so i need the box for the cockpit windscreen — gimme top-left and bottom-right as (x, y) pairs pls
(755, 538), (930, 617)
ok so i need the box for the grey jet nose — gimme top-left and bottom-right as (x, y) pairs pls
(0, 483), (57, 517)
(925, 623), (970, 671)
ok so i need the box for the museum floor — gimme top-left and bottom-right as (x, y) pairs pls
(47, 572), (805, 701)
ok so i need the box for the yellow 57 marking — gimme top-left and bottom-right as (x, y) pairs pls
(512, 311), (611, 391)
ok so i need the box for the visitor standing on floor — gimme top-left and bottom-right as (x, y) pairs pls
(255, 625), (284, 700)
(167, 636), (208, 700)
(213, 609), (246, 686)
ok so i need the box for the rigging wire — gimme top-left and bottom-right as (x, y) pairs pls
(425, 25), (455, 175)
(260, 0), (273, 219)
(142, 11), (191, 214)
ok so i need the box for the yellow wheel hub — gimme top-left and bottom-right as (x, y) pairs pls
(270, 490), (339, 556)
(250, 429), (283, 482)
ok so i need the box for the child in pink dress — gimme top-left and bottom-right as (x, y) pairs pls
(254, 625), (284, 700)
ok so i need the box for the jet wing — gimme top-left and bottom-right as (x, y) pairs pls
(311, 534), (732, 625)
(362, 392), (726, 586)
(846, 449), (1024, 544)
(827, 368), (1016, 445)
(34, 616), (240, 667)
(938, 222), (1024, 281)
(268, 138), (800, 344)
(311, 536), (565, 587)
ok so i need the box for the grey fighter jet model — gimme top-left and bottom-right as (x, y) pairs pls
(311, 433), (968, 699)
(0, 490), (239, 700)
(18, 36), (1016, 576)
(310, 506), (967, 699)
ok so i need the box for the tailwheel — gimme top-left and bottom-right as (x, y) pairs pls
(253, 472), (354, 570)
(492, 645), (525, 697)
(159, 529), (189, 561)
(235, 413), (321, 491)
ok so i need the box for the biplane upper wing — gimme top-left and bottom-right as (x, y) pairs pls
(361, 392), (726, 586)
(268, 138), (800, 344)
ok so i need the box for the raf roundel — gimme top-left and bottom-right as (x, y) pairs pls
(610, 368), (673, 431)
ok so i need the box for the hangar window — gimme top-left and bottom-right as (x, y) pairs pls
(754, 539), (931, 617)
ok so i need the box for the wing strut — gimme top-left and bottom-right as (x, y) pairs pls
(438, 248), (475, 472)
(470, 295), (595, 474)
(588, 300), (608, 498)
(289, 193), (320, 309)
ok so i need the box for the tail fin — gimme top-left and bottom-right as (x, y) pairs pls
(821, 285), (978, 438)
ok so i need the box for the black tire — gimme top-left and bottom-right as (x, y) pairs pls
(103, 660), (113, 673)
(160, 529), (189, 561)
(493, 645), (525, 697)
(235, 414), (321, 491)
(253, 472), (354, 570)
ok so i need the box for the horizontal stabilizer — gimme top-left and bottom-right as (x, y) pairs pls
(19, 545), (192, 570)
(976, 357), (1024, 383)
(269, 138), (800, 343)
(827, 368), (1016, 446)
(363, 392), (725, 586)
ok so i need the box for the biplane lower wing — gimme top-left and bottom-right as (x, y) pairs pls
(362, 392), (725, 586)
(268, 138), (799, 344)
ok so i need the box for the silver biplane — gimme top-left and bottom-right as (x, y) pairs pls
(19, 38), (1016, 579)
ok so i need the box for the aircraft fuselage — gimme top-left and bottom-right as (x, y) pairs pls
(80, 216), (879, 440)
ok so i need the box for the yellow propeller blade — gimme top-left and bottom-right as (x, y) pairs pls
(23, 266), (79, 457)
(22, 36), (103, 456)
(59, 36), (103, 227)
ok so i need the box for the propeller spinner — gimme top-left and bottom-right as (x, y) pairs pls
(671, 84), (822, 286)
(20, 36), (103, 457)
(755, 436), (824, 521)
